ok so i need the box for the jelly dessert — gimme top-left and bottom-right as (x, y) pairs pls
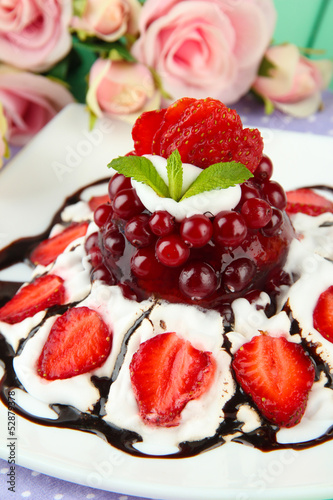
(95, 98), (295, 313)
(0, 98), (333, 458)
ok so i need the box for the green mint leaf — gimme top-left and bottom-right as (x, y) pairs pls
(180, 162), (253, 201)
(108, 156), (170, 198)
(166, 149), (183, 201)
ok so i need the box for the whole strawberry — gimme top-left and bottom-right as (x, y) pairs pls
(132, 97), (263, 172)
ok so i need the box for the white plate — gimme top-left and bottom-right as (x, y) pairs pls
(1, 104), (333, 500)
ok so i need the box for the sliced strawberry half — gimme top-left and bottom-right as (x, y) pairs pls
(88, 194), (110, 212)
(30, 221), (89, 266)
(286, 188), (333, 217)
(132, 97), (263, 172)
(232, 335), (315, 428)
(150, 97), (197, 158)
(37, 306), (112, 380)
(130, 331), (216, 427)
(0, 274), (65, 325)
(313, 285), (333, 343)
(132, 107), (167, 156)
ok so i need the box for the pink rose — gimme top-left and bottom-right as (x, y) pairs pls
(0, 65), (75, 146)
(0, 0), (72, 72)
(252, 44), (333, 117)
(86, 58), (160, 122)
(131, 0), (276, 104)
(71, 0), (142, 42)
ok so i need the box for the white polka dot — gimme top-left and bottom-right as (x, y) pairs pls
(54, 495), (64, 500)
(86, 495), (95, 499)
(31, 470), (40, 476)
(0, 468), (9, 474)
(118, 496), (128, 500)
(21, 492), (31, 498)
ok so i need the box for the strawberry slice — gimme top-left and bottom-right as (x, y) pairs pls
(130, 331), (216, 427)
(37, 306), (112, 380)
(286, 188), (333, 217)
(132, 107), (167, 156)
(150, 97), (197, 158)
(88, 194), (110, 212)
(30, 221), (89, 266)
(0, 275), (65, 325)
(232, 335), (315, 428)
(313, 285), (333, 343)
(132, 97), (263, 172)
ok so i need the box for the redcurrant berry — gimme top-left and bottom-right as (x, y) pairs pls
(131, 247), (164, 279)
(213, 211), (247, 248)
(156, 234), (190, 267)
(125, 214), (154, 248)
(180, 214), (213, 248)
(93, 203), (113, 228)
(108, 173), (132, 201)
(179, 261), (218, 299)
(112, 188), (144, 220)
(262, 180), (287, 210)
(253, 155), (273, 183)
(149, 211), (175, 236)
(103, 227), (125, 257)
(222, 258), (256, 293)
(241, 198), (272, 229)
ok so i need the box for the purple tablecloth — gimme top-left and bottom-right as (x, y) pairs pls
(1, 91), (333, 500)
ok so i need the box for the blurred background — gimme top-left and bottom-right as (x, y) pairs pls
(274, 0), (333, 89)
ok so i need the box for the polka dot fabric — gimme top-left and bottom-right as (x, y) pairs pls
(0, 463), (154, 499)
(0, 90), (333, 500)
(233, 90), (333, 137)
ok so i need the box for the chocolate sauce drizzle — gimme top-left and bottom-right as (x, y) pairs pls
(1, 182), (333, 459)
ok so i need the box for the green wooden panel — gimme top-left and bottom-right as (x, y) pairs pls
(273, 0), (323, 47)
(273, 0), (333, 90)
(311, 0), (333, 89)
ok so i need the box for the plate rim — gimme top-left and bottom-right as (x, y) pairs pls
(1, 104), (333, 500)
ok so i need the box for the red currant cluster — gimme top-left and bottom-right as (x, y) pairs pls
(86, 156), (295, 312)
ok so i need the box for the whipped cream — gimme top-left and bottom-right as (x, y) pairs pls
(105, 301), (234, 454)
(13, 283), (152, 414)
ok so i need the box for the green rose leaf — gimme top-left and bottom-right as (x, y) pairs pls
(257, 54), (276, 77)
(108, 155), (170, 198)
(180, 162), (253, 201)
(73, 0), (87, 17)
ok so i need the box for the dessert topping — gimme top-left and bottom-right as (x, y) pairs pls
(108, 149), (252, 203)
(30, 221), (89, 266)
(132, 97), (263, 172)
(37, 306), (112, 380)
(232, 335), (315, 428)
(286, 188), (333, 217)
(0, 274), (65, 325)
(130, 331), (216, 427)
(313, 286), (333, 343)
